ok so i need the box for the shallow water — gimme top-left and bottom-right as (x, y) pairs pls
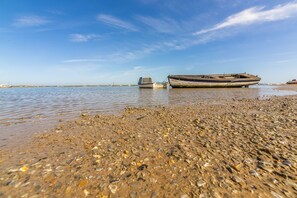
(0, 85), (296, 144)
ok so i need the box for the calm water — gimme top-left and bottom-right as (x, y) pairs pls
(0, 85), (296, 144)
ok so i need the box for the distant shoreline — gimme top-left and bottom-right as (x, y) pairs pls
(0, 84), (138, 88)
(0, 83), (295, 88)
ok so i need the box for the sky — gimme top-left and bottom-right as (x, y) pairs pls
(1, 0), (297, 85)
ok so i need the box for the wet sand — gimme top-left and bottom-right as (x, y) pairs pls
(1, 85), (296, 147)
(0, 91), (297, 197)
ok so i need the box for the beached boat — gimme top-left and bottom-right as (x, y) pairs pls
(287, 79), (297, 84)
(168, 73), (261, 88)
(138, 77), (167, 88)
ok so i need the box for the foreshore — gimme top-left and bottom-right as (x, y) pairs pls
(0, 86), (296, 197)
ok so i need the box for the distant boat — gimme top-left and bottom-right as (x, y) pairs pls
(287, 79), (297, 84)
(138, 77), (167, 88)
(168, 73), (261, 88)
(0, 84), (12, 88)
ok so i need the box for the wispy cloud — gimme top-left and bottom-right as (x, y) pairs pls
(55, 65), (100, 73)
(97, 14), (138, 31)
(61, 43), (164, 65)
(137, 16), (180, 33)
(47, 9), (65, 15)
(194, 2), (297, 35)
(63, 34), (227, 64)
(123, 65), (170, 76)
(274, 59), (291, 64)
(66, 3), (297, 64)
(13, 15), (50, 27)
(69, 34), (101, 42)
(138, 0), (158, 5)
(63, 29), (237, 64)
(62, 59), (103, 63)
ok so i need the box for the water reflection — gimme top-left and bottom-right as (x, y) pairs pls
(137, 88), (168, 106)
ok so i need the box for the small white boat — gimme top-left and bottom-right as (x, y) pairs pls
(138, 77), (167, 89)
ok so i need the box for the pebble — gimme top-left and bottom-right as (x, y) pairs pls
(196, 180), (206, 187)
(231, 176), (244, 184)
(249, 170), (259, 177)
(7, 169), (19, 173)
(211, 190), (222, 198)
(84, 189), (90, 196)
(271, 191), (283, 198)
(19, 166), (29, 172)
(150, 191), (158, 198)
(258, 165), (274, 173)
(109, 184), (118, 194)
(130, 192), (137, 198)
(282, 160), (292, 166)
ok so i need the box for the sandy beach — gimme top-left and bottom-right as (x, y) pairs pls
(0, 85), (296, 197)
(2, 0), (297, 197)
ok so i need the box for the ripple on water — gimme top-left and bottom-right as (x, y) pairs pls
(0, 85), (296, 141)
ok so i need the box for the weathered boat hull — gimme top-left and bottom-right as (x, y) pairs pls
(168, 78), (259, 88)
(138, 83), (154, 88)
(287, 80), (297, 85)
(168, 74), (261, 88)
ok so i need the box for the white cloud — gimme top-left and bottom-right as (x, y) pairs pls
(97, 14), (138, 31)
(137, 16), (180, 33)
(62, 59), (103, 63)
(63, 30), (236, 64)
(55, 65), (100, 73)
(274, 59), (291, 64)
(138, 0), (158, 4)
(47, 9), (65, 15)
(69, 34), (101, 42)
(194, 2), (297, 35)
(123, 65), (170, 76)
(13, 15), (50, 27)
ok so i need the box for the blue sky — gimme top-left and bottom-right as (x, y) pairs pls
(1, 0), (297, 85)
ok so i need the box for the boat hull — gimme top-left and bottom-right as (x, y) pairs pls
(139, 83), (154, 88)
(287, 81), (297, 85)
(168, 74), (261, 88)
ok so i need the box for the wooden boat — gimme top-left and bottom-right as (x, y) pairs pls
(287, 79), (297, 84)
(168, 73), (261, 88)
(138, 77), (167, 88)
